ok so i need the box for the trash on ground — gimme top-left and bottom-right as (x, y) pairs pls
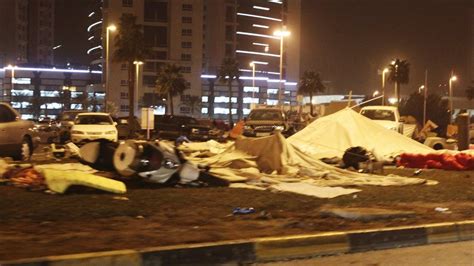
(434, 207), (451, 213)
(232, 207), (255, 215)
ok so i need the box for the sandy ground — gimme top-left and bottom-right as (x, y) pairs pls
(0, 168), (473, 261)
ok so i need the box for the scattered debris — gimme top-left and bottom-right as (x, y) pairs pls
(320, 207), (416, 221)
(232, 207), (255, 215)
(112, 196), (129, 201)
(434, 207), (451, 213)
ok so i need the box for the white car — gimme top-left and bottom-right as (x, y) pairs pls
(71, 113), (118, 144)
(360, 106), (404, 134)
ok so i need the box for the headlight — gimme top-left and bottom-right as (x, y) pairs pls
(274, 125), (284, 131)
(191, 128), (199, 134)
(105, 130), (117, 134)
(71, 130), (84, 134)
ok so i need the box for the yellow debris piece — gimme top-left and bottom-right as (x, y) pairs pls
(39, 169), (127, 194)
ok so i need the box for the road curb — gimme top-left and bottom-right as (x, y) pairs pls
(1, 220), (473, 265)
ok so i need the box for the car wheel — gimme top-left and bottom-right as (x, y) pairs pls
(13, 137), (32, 161)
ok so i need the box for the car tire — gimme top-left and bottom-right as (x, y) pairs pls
(13, 137), (32, 161)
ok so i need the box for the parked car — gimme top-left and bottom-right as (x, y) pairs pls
(58, 110), (86, 143)
(153, 115), (221, 141)
(360, 106), (404, 134)
(0, 103), (40, 160)
(35, 118), (60, 143)
(70, 113), (118, 144)
(243, 107), (295, 137)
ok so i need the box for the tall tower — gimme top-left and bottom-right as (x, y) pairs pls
(0, 0), (55, 66)
(87, 0), (103, 70)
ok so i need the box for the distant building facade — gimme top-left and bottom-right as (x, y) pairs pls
(0, 66), (104, 119)
(0, 0), (55, 66)
(102, 0), (301, 119)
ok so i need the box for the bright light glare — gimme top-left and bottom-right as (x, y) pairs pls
(273, 30), (291, 37)
(107, 25), (117, 31)
(450, 76), (457, 81)
(383, 68), (389, 73)
(372, 90), (380, 97)
(388, 98), (398, 104)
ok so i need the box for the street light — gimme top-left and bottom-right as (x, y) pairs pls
(381, 68), (389, 105)
(372, 90), (379, 97)
(449, 74), (457, 120)
(105, 24), (116, 111)
(273, 28), (290, 107)
(133, 60), (144, 115)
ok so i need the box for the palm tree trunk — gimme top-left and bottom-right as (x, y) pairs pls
(309, 92), (314, 116)
(228, 81), (233, 127)
(169, 92), (174, 115)
(396, 82), (400, 106)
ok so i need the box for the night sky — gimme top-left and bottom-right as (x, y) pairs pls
(54, 0), (473, 97)
(301, 0), (473, 97)
(54, 0), (94, 67)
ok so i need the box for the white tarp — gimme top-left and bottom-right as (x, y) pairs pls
(288, 108), (434, 160)
(184, 133), (428, 198)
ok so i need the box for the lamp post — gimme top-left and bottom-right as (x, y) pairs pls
(105, 24), (116, 111)
(381, 68), (388, 105)
(273, 28), (290, 107)
(133, 60), (143, 116)
(449, 73), (457, 121)
(249, 62), (256, 97)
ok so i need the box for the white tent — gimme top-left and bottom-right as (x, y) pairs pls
(288, 108), (434, 160)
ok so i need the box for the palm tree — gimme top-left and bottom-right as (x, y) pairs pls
(297, 70), (326, 116)
(387, 59), (410, 104)
(113, 14), (150, 122)
(155, 64), (189, 115)
(217, 57), (240, 127)
(181, 95), (202, 115)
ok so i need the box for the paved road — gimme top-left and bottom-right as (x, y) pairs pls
(264, 241), (474, 266)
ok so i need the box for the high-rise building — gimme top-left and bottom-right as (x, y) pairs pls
(0, 0), (55, 66)
(87, 0), (104, 70)
(102, 0), (301, 119)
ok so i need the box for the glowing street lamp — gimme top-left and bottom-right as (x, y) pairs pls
(372, 90), (380, 97)
(381, 68), (389, 105)
(105, 24), (116, 110)
(449, 74), (457, 120)
(273, 28), (291, 107)
(133, 60), (144, 115)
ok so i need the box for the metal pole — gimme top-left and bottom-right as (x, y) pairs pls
(382, 70), (385, 106)
(449, 71), (453, 121)
(10, 67), (15, 103)
(252, 63), (255, 98)
(135, 63), (139, 116)
(278, 35), (283, 108)
(105, 29), (110, 112)
(423, 70), (427, 125)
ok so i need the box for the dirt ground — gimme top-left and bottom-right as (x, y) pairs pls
(0, 168), (473, 261)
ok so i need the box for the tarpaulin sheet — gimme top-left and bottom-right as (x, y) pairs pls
(287, 108), (434, 160)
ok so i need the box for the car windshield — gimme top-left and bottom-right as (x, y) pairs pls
(248, 110), (282, 121)
(361, 109), (395, 121)
(75, 115), (113, 125)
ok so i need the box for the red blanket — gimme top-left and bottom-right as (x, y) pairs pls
(398, 153), (474, 171)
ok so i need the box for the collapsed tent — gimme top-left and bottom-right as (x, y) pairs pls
(288, 108), (434, 160)
(183, 132), (429, 198)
